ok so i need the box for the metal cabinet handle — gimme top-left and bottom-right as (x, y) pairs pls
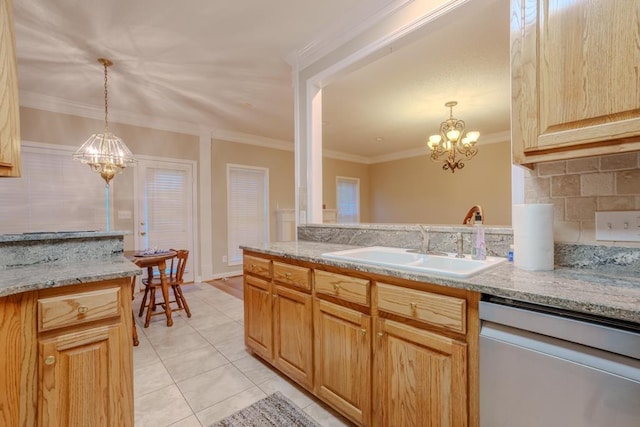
(284, 272), (291, 278)
(376, 332), (384, 338)
(360, 328), (367, 336)
(410, 302), (418, 311)
(140, 231), (146, 236)
(333, 284), (340, 291)
(78, 306), (89, 314)
(44, 355), (55, 366)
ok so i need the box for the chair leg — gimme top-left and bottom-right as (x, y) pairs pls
(172, 285), (184, 309)
(138, 286), (149, 317)
(144, 287), (156, 328)
(175, 285), (191, 318)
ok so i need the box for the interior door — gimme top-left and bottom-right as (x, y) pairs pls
(135, 159), (195, 283)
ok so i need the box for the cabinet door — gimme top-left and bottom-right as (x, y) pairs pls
(243, 274), (273, 360)
(512, 0), (640, 165)
(0, 0), (21, 177)
(374, 318), (468, 427)
(38, 324), (131, 427)
(314, 298), (371, 426)
(273, 285), (313, 390)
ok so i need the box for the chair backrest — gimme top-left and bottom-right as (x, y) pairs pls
(168, 249), (189, 285)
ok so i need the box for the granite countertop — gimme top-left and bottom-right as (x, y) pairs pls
(0, 230), (128, 243)
(0, 256), (141, 297)
(242, 241), (640, 324)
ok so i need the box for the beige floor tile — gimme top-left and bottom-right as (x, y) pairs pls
(134, 384), (193, 427)
(134, 360), (175, 397)
(232, 354), (279, 385)
(177, 364), (254, 413)
(133, 338), (161, 371)
(195, 386), (267, 426)
(213, 335), (250, 362)
(168, 415), (203, 427)
(152, 331), (211, 361)
(198, 320), (244, 345)
(163, 346), (229, 382)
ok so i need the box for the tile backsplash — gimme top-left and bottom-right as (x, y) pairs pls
(524, 152), (640, 247)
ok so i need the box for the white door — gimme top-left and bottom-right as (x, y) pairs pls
(134, 159), (196, 282)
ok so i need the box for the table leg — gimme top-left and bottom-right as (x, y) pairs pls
(131, 276), (139, 346)
(158, 260), (173, 327)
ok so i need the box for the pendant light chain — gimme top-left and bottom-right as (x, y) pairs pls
(103, 60), (109, 132)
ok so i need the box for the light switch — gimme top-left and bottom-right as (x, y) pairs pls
(117, 210), (132, 220)
(595, 210), (640, 242)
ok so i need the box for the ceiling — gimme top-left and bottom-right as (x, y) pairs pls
(12, 0), (511, 161)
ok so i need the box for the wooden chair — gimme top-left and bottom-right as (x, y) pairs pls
(138, 249), (191, 327)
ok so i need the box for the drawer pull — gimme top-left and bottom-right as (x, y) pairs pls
(409, 302), (418, 311)
(44, 355), (56, 366)
(360, 328), (367, 336)
(78, 305), (89, 314)
(333, 284), (340, 291)
(251, 264), (257, 269)
(376, 332), (384, 339)
(284, 272), (291, 278)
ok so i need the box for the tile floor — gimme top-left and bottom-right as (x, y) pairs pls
(132, 282), (353, 427)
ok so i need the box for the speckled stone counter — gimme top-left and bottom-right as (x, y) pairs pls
(0, 231), (141, 297)
(241, 241), (640, 324)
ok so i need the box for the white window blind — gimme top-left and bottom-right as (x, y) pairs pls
(0, 144), (109, 234)
(143, 167), (189, 251)
(336, 176), (360, 223)
(227, 165), (268, 265)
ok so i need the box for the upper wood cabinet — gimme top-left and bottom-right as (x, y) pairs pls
(511, 0), (640, 166)
(0, 0), (21, 177)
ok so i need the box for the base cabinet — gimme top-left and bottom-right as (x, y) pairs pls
(374, 318), (468, 427)
(314, 298), (371, 426)
(243, 256), (314, 391)
(0, 277), (134, 427)
(242, 251), (479, 427)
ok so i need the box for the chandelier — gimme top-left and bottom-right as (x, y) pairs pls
(426, 101), (479, 173)
(72, 58), (137, 230)
(73, 58), (137, 183)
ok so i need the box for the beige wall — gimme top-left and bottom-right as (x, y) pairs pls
(322, 157), (371, 222)
(211, 139), (295, 275)
(19, 106), (200, 258)
(368, 141), (512, 225)
(524, 152), (640, 247)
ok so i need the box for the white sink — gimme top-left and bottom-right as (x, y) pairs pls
(321, 246), (506, 278)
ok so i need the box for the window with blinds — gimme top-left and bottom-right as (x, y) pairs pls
(227, 164), (269, 265)
(142, 166), (190, 251)
(336, 176), (360, 223)
(0, 144), (109, 234)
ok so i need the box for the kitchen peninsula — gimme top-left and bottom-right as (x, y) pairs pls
(241, 223), (640, 426)
(0, 231), (140, 427)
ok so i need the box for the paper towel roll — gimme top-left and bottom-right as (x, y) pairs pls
(512, 204), (554, 271)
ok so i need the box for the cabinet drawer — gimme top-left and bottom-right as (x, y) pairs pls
(244, 255), (272, 278)
(376, 282), (466, 333)
(38, 287), (121, 333)
(273, 261), (311, 291)
(314, 270), (370, 307)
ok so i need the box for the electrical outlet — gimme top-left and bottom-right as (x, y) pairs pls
(595, 210), (640, 242)
(222, 255), (228, 263)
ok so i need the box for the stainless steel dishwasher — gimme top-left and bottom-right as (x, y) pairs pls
(479, 296), (640, 427)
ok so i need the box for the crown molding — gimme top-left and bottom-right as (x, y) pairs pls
(211, 128), (294, 152)
(322, 149), (372, 164)
(19, 90), (208, 136)
(285, 0), (414, 71)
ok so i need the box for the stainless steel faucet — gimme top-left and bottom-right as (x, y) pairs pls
(456, 232), (465, 258)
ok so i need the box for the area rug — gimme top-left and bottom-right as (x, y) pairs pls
(211, 391), (320, 427)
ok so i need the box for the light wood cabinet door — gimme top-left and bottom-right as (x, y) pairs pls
(511, 0), (640, 165)
(374, 318), (468, 427)
(0, 0), (21, 177)
(38, 323), (132, 427)
(273, 285), (313, 390)
(243, 274), (273, 360)
(314, 298), (371, 426)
